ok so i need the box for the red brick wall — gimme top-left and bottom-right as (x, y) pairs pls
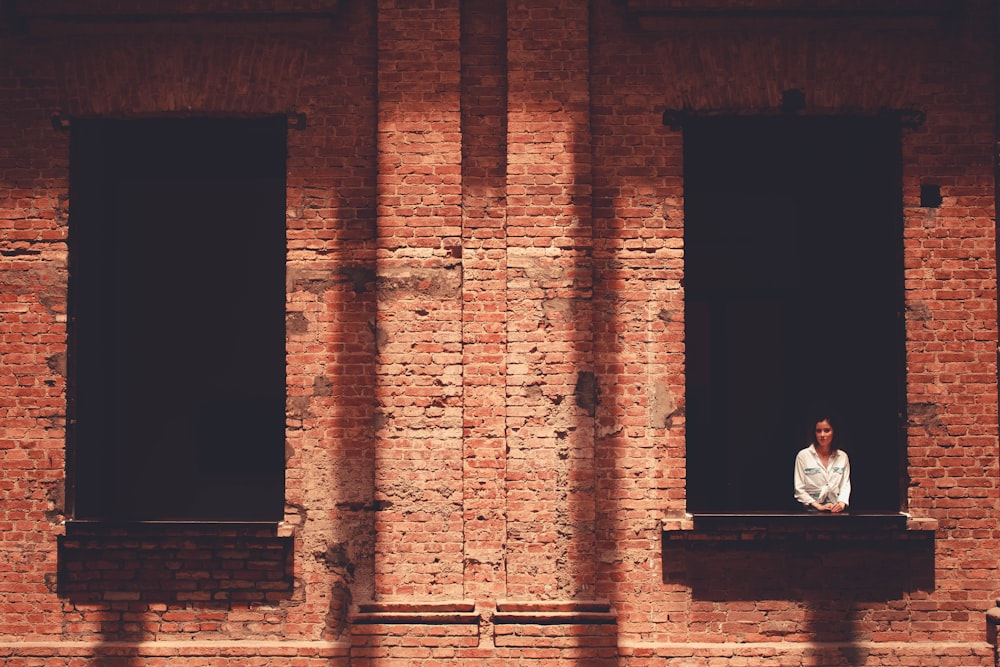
(505, 0), (598, 602)
(590, 2), (999, 665)
(460, 0), (509, 603)
(0, 9), (69, 644)
(373, 0), (465, 601)
(0, 0), (997, 665)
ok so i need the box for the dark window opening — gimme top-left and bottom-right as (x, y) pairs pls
(684, 116), (905, 513)
(68, 118), (286, 521)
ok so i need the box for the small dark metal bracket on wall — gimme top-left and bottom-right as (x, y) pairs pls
(661, 90), (925, 131)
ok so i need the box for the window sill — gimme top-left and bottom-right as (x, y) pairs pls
(62, 519), (293, 538)
(663, 511), (936, 541)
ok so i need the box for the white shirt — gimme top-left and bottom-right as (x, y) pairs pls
(793, 445), (851, 507)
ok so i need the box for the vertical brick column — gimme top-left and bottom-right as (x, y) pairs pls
(589, 0), (687, 634)
(283, 2), (380, 635)
(374, 0), (465, 599)
(505, 0), (597, 601)
(0, 39), (66, 639)
(460, 0), (509, 602)
(902, 17), (999, 616)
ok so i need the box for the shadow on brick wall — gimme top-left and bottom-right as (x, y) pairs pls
(57, 523), (294, 616)
(664, 535), (934, 604)
(663, 531), (935, 664)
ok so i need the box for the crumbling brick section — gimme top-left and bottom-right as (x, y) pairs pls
(373, 0), (466, 600)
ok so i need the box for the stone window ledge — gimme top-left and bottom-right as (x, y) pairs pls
(663, 511), (937, 540)
(61, 519), (293, 538)
(11, 1), (342, 36)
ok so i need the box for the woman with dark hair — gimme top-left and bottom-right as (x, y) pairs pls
(793, 415), (851, 512)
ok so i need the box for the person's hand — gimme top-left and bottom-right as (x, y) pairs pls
(811, 502), (845, 512)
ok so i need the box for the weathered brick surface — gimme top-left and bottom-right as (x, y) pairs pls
(505, 0), (599, 603)
(588, 1), (999, 661)
(374, 0), (465, 600)
(1, 0), (998, 665)
(460, 0), (509, 602)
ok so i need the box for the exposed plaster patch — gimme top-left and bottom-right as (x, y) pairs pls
(650, 380), (680, 429)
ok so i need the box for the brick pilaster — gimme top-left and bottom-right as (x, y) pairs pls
(374, 0), (465, 599)
(460, 0), (509, 603)
(505, 0), (597, 600)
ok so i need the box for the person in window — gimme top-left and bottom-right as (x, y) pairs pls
(794, 415), (850, 512)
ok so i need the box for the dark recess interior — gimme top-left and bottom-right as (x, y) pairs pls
(684, 116), (905, 513)
(69, 118), (286, 521)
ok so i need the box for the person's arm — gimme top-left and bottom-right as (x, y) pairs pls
(793, 451), (820, 508)
(836, 453), (851, 507)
